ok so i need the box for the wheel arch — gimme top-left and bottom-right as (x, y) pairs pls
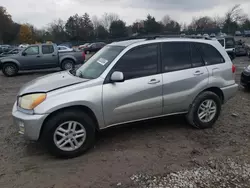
(199, 87), (224, 103)
(39, 105), (99, 140)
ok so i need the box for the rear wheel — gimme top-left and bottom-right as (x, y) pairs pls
(2, 63), (18, 77)
(61, 59), (75, 70)
(186, 91), (221, 129)
(42, 110), (96, 158)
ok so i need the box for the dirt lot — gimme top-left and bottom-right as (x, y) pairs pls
(1, 41), (250, 188)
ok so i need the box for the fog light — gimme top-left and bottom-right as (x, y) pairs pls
(19, 121), (25, 134)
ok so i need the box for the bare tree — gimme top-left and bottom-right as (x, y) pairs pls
(225, 4), (247, 23)
(213, 15), (225, 29)
(101, 12), (119, 30)
(91, 15), (100, 30)
(161, 15), (171, 26)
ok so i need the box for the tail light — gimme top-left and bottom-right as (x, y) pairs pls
(232, 64), (236, 73)
(82, 51), (86, 60)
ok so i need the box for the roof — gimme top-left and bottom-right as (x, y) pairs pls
(110, 39), (146, 47)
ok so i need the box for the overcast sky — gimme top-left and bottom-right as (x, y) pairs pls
(1, 0), (250, 28)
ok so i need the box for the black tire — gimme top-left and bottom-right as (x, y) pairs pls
(61, 59), (75, 70)
(2, 63), (18, 77)
(186, 91), (221, 129)
(42, 110), (96, 158)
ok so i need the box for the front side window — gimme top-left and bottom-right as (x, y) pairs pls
(161, 42), (192, 72)
(76, 45), (125, 79)
(113, 44), (158, 80)
(24, 46), (39, 55)
(195, 43), (225, 65)
(42, 45), (54, 54)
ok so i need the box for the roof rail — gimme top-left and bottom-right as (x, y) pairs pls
(127, 34), (213, 41)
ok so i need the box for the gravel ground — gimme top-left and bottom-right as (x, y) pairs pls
(1, 41), (250, 188)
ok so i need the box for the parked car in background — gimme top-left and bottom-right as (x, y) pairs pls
(235, 40), (247, 56)
(203, 33), (209, 38)
(12, 38), (238, 158)
(0, 43), (85, 76)
(243, 30), (250, 37)
(235, 31), (242, 36)
(210, 33), (216, 38)
(241, 65), (250, 89)
(19, 44), (29, 48)
(57, 45), (74, 52)
(216, 36), (236, 60)
(78, 43), (89, 50)
(84, 42), (106, 54)
(0, 48), (22, 57)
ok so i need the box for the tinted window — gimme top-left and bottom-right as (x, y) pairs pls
(42, 45), (54, 54)
(161, 42), (192, 72)
(114, 44), (158, 80)
(191, 43), (204, 67)
(195, 43), (225, 65)
(24, 46), (39, 55)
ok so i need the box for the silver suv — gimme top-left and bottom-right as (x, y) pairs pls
(12, 38), (238, 158)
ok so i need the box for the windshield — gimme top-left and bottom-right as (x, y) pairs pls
(76, 45), (125, 79)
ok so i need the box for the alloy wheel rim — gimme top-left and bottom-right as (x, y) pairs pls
(5, 66), (15, 75)
(53, 121), (86, 151)
(198, 99), (217, 123)
(65, 62), (73, 70)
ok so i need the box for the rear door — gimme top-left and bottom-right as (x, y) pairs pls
(195, 42), (230, 87)
(161, 42), (209, 114)
(41, 45), (58, 68)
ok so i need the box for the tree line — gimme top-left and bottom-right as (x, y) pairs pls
(0, 4), (250, 45)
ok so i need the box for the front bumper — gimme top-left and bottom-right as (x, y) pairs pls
(12, 102), (48, 141)
(221, 83), (238, 103)
(241, 71), (250, 87)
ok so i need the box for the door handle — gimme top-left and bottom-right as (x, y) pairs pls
(148, 79), (160, 84)
(193, 71), (204, 76)
(36, 55), (41, 58)
(52, 54), (56, 56)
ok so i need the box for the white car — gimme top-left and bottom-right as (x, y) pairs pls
(57, 46), (73, 52)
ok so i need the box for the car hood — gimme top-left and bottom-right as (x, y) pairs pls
(18, 71), (89, 96)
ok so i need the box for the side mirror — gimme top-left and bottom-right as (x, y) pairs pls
(22, 52), (27, 56)
(110, 71), (124, 82)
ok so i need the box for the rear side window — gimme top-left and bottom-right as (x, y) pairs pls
(195, 43), (225, 65)
(114, 44), (158, 80)
(218, 39), (225, 47)
(190, 43), (204, 68)
(42, 45), (54, 54)
(161, 42), (192, 72)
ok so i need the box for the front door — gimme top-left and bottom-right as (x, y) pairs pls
(102, 43), (163, 126)
(19, 46), (42, 69)
(161, 42), (209, 114)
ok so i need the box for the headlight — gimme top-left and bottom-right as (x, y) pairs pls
(19, 93), (46, 110)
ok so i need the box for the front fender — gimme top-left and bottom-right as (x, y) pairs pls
(59, 55), (77, 64)
(1, 58), (20, 67)
(34, 82), (105, 128)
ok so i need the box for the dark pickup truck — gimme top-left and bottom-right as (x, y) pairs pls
(0, 44), (85, 76)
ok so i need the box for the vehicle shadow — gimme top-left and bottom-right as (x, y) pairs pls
(95, 115), (192, 149)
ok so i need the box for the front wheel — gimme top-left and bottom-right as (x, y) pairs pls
(186, 91), (221, 129)
(2, 63), (18, 77)
(42, 110), (96, 158)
